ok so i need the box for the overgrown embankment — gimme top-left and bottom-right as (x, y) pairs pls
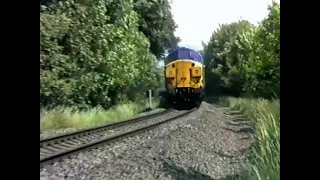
(219, 97), (280, 180)
(40, 98), (160, 134)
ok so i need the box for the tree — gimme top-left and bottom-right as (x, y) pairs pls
(40, 0), (169, 108)
(237, 4), (280, 98)
(134, 0), (178, 58)
(203, 20), (255, 96)
(203, 4), (280, 99)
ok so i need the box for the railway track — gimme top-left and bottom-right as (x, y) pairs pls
(40, 107), (198, 167)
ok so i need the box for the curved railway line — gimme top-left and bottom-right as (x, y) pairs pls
(40, 106), (198, 167)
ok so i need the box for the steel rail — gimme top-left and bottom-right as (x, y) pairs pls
(40, 107), (198, 167)
(40, 108), (175, 147)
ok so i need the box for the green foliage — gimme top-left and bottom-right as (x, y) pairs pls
(134, 0), (179, 58)
(40, 0), (177, 109)
(237, 5), (280, 98)
(40, 98), (161, 132)
(203, 4), (280, 99)
(203, 20), (255, 96)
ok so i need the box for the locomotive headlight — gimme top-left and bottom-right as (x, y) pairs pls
(195, 70), (198, 74)
(169, 71), (172, 75)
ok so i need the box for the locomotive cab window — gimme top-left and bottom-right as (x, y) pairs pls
(177, 49), (190, 60)
(165, 48), (203, 64)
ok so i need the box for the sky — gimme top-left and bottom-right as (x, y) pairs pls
(170, 0), (280, 50)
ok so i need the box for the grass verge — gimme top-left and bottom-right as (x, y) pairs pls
(40, 98), (160, 133)
(219, 97), (280, 180)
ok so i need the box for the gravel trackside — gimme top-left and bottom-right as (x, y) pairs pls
(40, 102), (254, 180)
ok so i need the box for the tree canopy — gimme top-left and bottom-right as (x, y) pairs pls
(40, 0), (178, 108)
(203, 4), (280, 99)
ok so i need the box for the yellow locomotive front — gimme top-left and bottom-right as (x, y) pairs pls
(164, 47), (205, 103)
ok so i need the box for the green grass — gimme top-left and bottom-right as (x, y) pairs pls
(219, 97), (280, 180)
(40, 98), (160, 133)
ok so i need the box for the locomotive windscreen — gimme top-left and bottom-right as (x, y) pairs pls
(189, 51), (203, 63)
(165, 48), (203, 64)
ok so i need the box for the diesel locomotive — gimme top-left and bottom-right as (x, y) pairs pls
(159, 47), (206, 105)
